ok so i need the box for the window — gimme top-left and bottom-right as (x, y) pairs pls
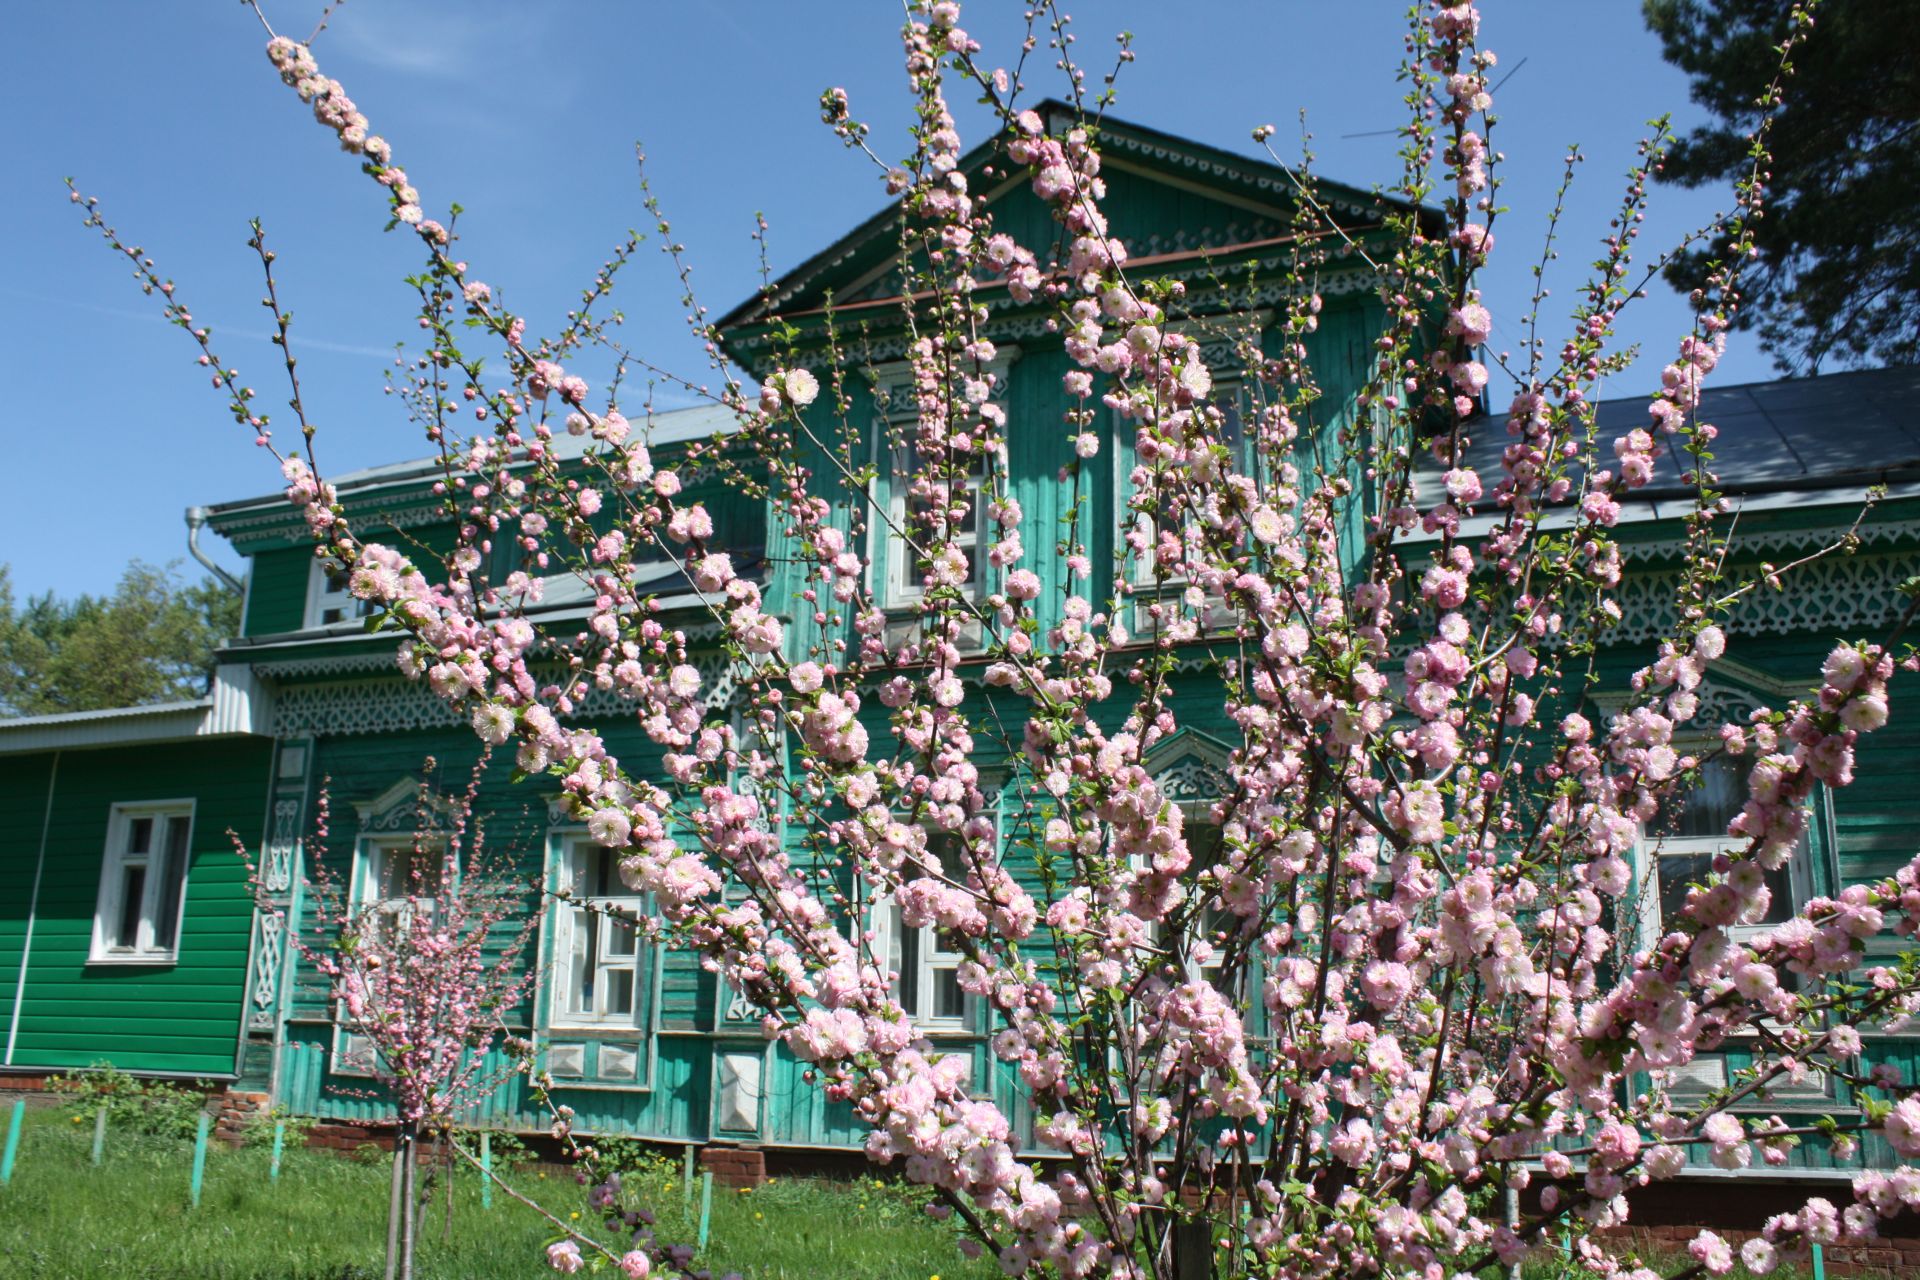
(552, 841), (647, 1028)
(91, 801), (194, 963)
(1179, 823), (1241, 996)
(1118, 378), (1261, 640)
(305, 556), (372, 629)
(1642, 753), (1807, 946)
(873, 830), (976, 1030)
(356, 837), (447, 943)
(878, 435), (991, 608)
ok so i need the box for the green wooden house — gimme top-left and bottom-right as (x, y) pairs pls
(4, 106), (1918, 1198)
(0, 685), (274, 1079)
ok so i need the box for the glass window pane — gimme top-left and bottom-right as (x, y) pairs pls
(606, 967), (635, 1017)
(381, 846), (443, 899)
(932, 968), (965, 1022)
(1187, 823), (1223, 867)
(126, 816), (153, 856)
(897, 911), (919, 1016)
(605, 916), (636, 958)
(568, 908), (593, 1014)
(1658, 853), (1716, 929)
(152, 817), (190, 952)
(928, 832), (966, 879)
(1661, 756), (1749, 839)
(116, 866), (146, 948)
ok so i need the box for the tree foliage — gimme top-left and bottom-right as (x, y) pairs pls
(0, 560), (240, 716)
(1646, 0), (1920, 372)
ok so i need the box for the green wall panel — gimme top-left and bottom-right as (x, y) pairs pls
(4, 737), (272, 1076)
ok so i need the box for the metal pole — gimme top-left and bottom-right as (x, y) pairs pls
(92, 1105), (108, 1166)
(270, 1119), (285, 1180)
(189, 1112), (210, 1207)
(1812, 1242), (1826, 1280)
(696, 1171), (714, 1252)
(0, 1099), (23, 1184)
(682, 1145), (695, 1207)
(479, 1132), (492, 1209)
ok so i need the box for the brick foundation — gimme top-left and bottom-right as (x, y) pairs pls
(212, 1090), (271, 1145)
(698, 1144), (766, 1187)
(1603, 1224), (1920, 1278)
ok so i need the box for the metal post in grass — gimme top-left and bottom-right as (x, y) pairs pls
(189, 1112), (210, 1208)
(92, 1105), (108, 1166)
(0, 1099), (23, 1185)
(479, 1132), (492, 1209)
(269, 1119), (285, 1180)
(682, 1145), (695, 1207)
(1812, 1242), (1826, 1280)
(696, 1170), (713, 1252)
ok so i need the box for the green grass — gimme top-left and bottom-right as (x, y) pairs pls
(0, 1108), (1849, 1279)
(0, 1108), (999, 1280)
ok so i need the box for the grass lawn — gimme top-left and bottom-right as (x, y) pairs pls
(0, 1106), (998, 1280)
(0, 1106), (1843, 1279)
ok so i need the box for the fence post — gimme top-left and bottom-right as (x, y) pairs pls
(270, 1119), (285, 1180)
(696, 1170), (713, 1252)
(682, 1145), (695, 1207)
(92, 1105), (108, 1166)
(1812, 1242), (1826, 1280)
(479, 1132), (492, 1209)
(189, 1112), (210, 1207)
(0, 1099), (23, 1184)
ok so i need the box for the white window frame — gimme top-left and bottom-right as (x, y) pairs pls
(864, 352), (1017, 615)
(869, 819), (996, 1034)
(548, 837), (649, 1030)
(1120, 376), (1256, 591)
(304, 555), (371, 629)
(352, 835), (450, 944)
(1635, 750), (1814, 952)
(877, 433), (992, 610)
(90, 800), (195, 964)
(332, 835), (449, 1077)
(1636, 746), (1830, 1109)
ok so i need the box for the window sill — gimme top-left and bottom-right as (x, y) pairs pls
(86, 952), (180, 967)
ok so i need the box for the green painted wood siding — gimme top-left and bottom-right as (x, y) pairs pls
(0, 752), (58, 1054)
(243, 547), (311, 637)
(2, 737), (272, 1075)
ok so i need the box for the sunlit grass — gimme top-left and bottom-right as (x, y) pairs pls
(0, 1107), (996, 1279)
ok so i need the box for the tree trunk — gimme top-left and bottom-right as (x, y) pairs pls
(1170, 1217), (1212, 1280)
(441, 1134), (455, 1246)
(398, 1123), (419, 1280)
(384, 1135), (405, 1280)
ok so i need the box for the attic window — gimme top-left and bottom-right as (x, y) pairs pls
(305, 557), (372, 629)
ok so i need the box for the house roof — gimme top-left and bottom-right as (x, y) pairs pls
(0, 667), (270, 754)
(1412, 365), (1920, 535)
(717, 99), (1431, 338)
(203, 402), (738, 523)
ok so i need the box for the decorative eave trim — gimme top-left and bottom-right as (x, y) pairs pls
(727, 266), (1374, 376)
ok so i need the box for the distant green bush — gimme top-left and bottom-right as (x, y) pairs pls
(48, 1061), (208, 1141)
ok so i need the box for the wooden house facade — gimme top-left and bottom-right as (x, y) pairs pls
(2, 109), (1918, 1199)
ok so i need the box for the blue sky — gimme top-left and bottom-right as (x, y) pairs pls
(1, 2), (1754, 599)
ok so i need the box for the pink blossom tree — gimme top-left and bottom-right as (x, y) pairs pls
(79, 2), (1920, 1277)
(239, 758), (541, 1280)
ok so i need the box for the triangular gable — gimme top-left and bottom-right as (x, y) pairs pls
(718, 100), (1426, 340)
(352, 776), (460, 835)
(1142, 727), (1238, 807)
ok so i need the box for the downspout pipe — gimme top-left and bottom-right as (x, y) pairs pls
(185, 506), (244, 592)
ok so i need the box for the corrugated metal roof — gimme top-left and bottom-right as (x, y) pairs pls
(1414, 366), (1920, 510)
(0, 667), (269, 754)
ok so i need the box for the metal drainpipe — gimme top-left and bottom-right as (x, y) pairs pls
(185, 506), (244, 592)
